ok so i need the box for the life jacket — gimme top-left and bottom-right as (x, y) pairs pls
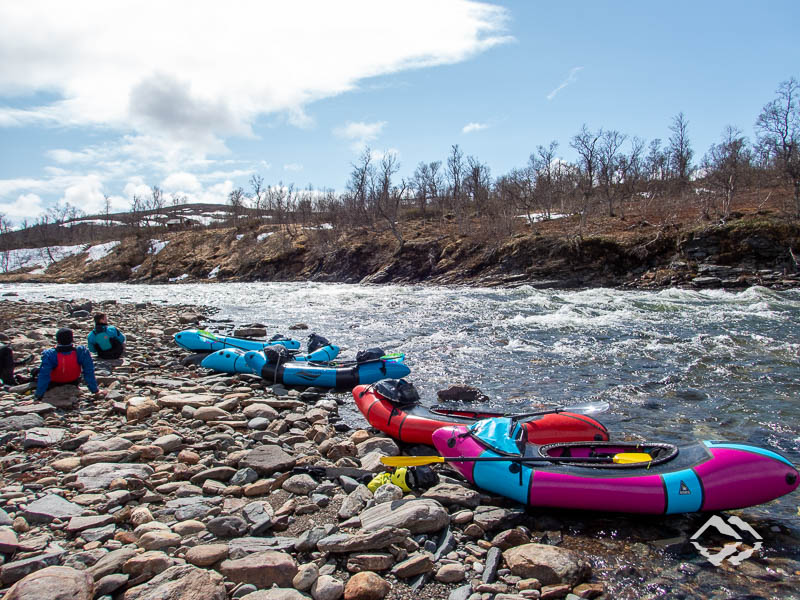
(94, 325), (112, 351)
(52, 348), (81, 383)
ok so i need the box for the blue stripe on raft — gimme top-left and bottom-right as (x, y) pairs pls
(703, 441), (794, 467)
(662, 469), (703, 514)
(473, 451), (532, 505)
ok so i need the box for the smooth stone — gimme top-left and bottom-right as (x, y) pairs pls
(502, 543), (591, 586)
(219, 550), (298, 589)
(372, 484), (403, 504)
(95, 573), (130, 597)
(185, 544), (229, 567)
(207, 516), (248, 538)
(359, 499), (449, 534)
(318, 527), (410, 553)
(137, 531), (182, 551)
(152, 434), (182, 453)
(73, 463), (154, 490)
(0, 552), (65, 585)
(157, 393), (217, 409)
(23, 428), (66, 448)
(2, 565), (94, 600)
(0, 527), (19, 553)
(122, 564), (226, 600)
(88, 548), (139, 580)
(0, 414), (44, 432)
(282, 474), (317, 495)
(422, 483), (481, 508)
(122, 551), (174, 580)
(356, 438), (399, 458)
(241, 589), (310, 600)
(172, 520), (206, 536)
(391, 552), (435, 578)
(292, 562), (319, 591)
(311, 574), (344, 600)
(23, 494), (84, 523)
(436, 563), (466, 583)
(343, 571), (391, 600)
(239, 445), (296, 476)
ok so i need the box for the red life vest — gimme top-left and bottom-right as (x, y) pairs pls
(52, 350), (81, 383)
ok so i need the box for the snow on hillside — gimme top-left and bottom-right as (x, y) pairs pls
(0, 240), (122, 273)
(85, 241), (120, 262)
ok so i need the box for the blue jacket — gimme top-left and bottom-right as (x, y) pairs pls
(87, 325), (126, 354)
(35, 345), (98, 399)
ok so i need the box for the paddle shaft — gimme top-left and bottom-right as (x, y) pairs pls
(430, 401), (609, 420)
(382, 452), (651, 467)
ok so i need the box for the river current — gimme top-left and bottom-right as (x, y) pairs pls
(2, 282), (799, 523)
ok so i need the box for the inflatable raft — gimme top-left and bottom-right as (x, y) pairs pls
(432, 417), (799, 514)
(173, 329), (301, 352)
(201, 344), (341, 375)
(244, 350), (410, 388)
(354, 383), (609, 445)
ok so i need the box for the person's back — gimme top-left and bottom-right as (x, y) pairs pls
(35, 328), (101, 401)
(87, 312), (125, 359)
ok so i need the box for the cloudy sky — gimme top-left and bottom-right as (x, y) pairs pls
(0, 0), (798, 225)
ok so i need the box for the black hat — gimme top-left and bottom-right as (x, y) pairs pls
(56, 328), (74, 346)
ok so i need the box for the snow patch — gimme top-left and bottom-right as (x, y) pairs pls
(236, 234), (245, 241)
(516, 213), (568, 222)
(0, 244), (87, 272)
(169, 273), (189, 282)
(148, 240), (169, 254)
(208, 265), (220, 279)
(257, 232), (274, 242)
(85, 241), (120, 263)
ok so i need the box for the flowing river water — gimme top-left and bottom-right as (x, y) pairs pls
(3, 282), (799, 529)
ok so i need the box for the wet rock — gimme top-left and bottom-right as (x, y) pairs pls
(23, 494), (84, 523)
(422, 482), (480, 508)
(123, 564), (226, 600)
(239, 445), (296, 476)
(343, 571), (391, 600)
(502, 544), (590, 586)
(359, 499), (449, 534)
(436, 385), (489, 402)
(186, 544), (229, 567)
(219, 550), (298, 588)
(73, 462), (154, 490)
(3, 565), (94, 600)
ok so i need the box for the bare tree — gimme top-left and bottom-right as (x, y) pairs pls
(703, 126), (753, 219)
(668, 112), (694, 192)
(446, 144), (466, 231)
(756, 77), (800, 216)
(228, 187), (246, 224)
(597, 130), (627, 217)
(372, 151), (405, 243)
(250, 174), (266, 217)
(617, 137), (646, 218)
(465, 155), (491, 217)
(344, 148), (374, 224)
(570, 125), (603, 235)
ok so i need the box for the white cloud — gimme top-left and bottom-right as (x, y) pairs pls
(334, 120), (387, 151)
(0, 1), (510, 149)
(0, 193), (45, 221)
(283, 163), (303, 172)
(61, 175), (107, 214)
(546, 66), (584, 101)
(162, 172), (202, 193)
(462, 122), (488, 134)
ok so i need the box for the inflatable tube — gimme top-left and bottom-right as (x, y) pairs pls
(353, 384), (609, 446)
(174, 329), (301, 352)
(245, 350), (410, 388)
(432, 417), (799, 514)
(201, 345), (341, 375)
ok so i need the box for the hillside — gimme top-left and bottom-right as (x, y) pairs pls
(1, 198), (798, 290)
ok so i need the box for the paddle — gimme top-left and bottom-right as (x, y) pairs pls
(430, 400), (610, 420)
(381, 451), (653, 468)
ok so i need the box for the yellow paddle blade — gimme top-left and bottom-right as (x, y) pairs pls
(612, 452), (652, 464)
(381, 455), (444, 467)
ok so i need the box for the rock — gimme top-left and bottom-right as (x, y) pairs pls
(190, 466), (236, 484)
(3, 566), (94, 600)
(502, 544), (591, 586)
(185, 544), (230, 567)
(219, 550), (298, 588)
(391, 552), (435, 578)
(172, 520), (206, 536)
(282, 473), (317, 495)
(572, 582), (604, 598)
(126, 397), (159, 422)
(311, 574), (344, 600)
(359, 499), (449, 534)
(472, 506), (523, 531)
(23, 427), (66, 448)
(491, 527), (531, 551)
(539, 583), (571, 599)
(207, 516), (248, 538)
(422, 483), (480, 508)
(74, 463), (154, 490)
(295, 527), (328, 552)
(318, 527), (410, 553)
(0, 552), (65, 585)
(50, 457), (81, 472)
(373, 484), (403, 504)
(228, 537), (299, 556)
(194, 406), (231, 421)
(123, 564), (226, 600)
(0, 414), (44, 432)
(435, 563), (466, 583)
(241, 590), (310, 600)
(244, 404), (279, 420)
(356, 438), (399, 458)
(447, 585), (472, 600)
(0, 527), (19, 553)
(123, 551), (174, 581)
(129, 506), (154, 526)
(167, 496), (220, 521)
(137, 531), (182, 551)
(66, 514), (115, 534)
(178, 449), (201, 464)
(345, 553), (395, 573)
(482, 546), (501, 583)
(436, 385), (489, 402)
(95, 573), (130, 597)
(239, 445), (296, 476)
(0, 507), (13, 526)
(337, 485), (372, 520)
(157, 393), (217, 409)
(293, 562), (319, 591)
(42, 385), (79, 408)
(88, 547), (139, 580)
(343, 571), (391, 600)
(152, 434), (182, 453)
(242, 501), (274, 535)
(231, 467), (259, 486)
(23, 494), (84, 523)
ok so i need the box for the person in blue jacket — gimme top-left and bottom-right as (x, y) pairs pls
(34, 328), (102, 401)
(87, 312), (126, 359)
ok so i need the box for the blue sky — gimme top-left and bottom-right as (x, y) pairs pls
(0, 0), (798, 225)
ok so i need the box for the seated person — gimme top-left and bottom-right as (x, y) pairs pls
(87, 312), (126, 359)
(0, 344), (32, 386)
(34, 328), (101, 400)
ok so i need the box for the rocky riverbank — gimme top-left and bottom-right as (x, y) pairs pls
(0, 300), (798, 600)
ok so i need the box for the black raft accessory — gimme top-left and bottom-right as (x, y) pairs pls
(374, 378), (420, 406)
(307, 333), (331, 353)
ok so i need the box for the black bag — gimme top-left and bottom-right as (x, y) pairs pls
(269, 334), (289, 342)
(263, 344), (290, 364)
(356, 347), (385, 362)
(375, 378), (419, 406)
(307, 333), (331, 353)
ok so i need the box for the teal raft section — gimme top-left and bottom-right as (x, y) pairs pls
(244, 350), (410, 388)
(173, 329), (301, 352)
(201, 345), (341, 375)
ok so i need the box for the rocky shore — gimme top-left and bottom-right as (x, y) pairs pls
(0, 300), (798, 600)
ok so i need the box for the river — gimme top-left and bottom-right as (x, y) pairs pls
(2, 281), (799, 524)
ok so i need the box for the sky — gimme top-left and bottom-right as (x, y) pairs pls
(0, 0), (798, 226)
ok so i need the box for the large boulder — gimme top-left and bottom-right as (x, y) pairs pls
(502, 543), (591, 586)
(343, 571), (391, 600)
(4, 566), (94, 600)
(359, 499), (449, 534)
(123, 564), (226, 600)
